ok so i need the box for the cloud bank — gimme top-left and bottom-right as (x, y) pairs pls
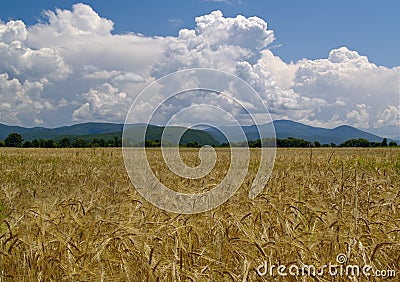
(0, 3), (398, 137)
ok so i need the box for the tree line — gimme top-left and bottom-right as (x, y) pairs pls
(246, 137), (397, 148)
(0, 133), (122, 148)
(0, 132), (397, 148)
(223, 136), (397, 148)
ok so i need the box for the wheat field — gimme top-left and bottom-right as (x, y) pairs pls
(0, 147), (399, 281)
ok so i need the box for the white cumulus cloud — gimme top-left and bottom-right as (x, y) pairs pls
(291, 47), (399, 135)
(73, 83), (131, 122)
(152, 10), (275, 77)
(346, 104), (370, 129)
(375, 105), (400, 128)
(40, 3), (114, 36)
(0, 73), (54, 125)
(0, 20), (71, 81)
(0, 4), (398, 139)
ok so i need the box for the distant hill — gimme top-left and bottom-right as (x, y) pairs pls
(123, 124), (219, 146)
(0, 122), (123, 141)
(0, 120), (392, 146)
(274, 120), (385, 144)
(0, 122), (219, 146)
(204, 120), (388, 145)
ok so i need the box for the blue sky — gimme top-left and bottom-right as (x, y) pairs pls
(0, 1), (398, 138)
(1, 0), (399, 67)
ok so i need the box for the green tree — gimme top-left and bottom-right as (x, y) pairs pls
(277, 137), (311, 148)
(23, 141), (32, 148)
(145, 139), (161, 147)
(73, 139), (87, 148)
(389, 141), (397, 147)
(59, 137), (71, 148)
(185, 141), (201, 148)
(339, 138), (370, 147)
(370, 142), (380, 147)
(32, 139), (40, 147)
(381, 138), (388, 146)
(112, 136), (122, 147)
(0, 140), (4, 147)
(90, 138), (106, 147)
(5, 133), (23, 147)
(248, 139), (261, 148)
(37, 139), (47, 148)
(44, 139), (56, 148)
(314, 141), (321, 147)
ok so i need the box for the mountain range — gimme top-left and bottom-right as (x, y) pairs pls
(0, 120), (392, 145)
(204, 120), (389, 145)
(0, 123), (219, 146)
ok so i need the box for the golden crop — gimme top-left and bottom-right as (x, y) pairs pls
(0, 148), (399, 281)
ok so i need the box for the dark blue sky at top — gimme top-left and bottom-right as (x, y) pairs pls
(0, 0), (399, 67)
